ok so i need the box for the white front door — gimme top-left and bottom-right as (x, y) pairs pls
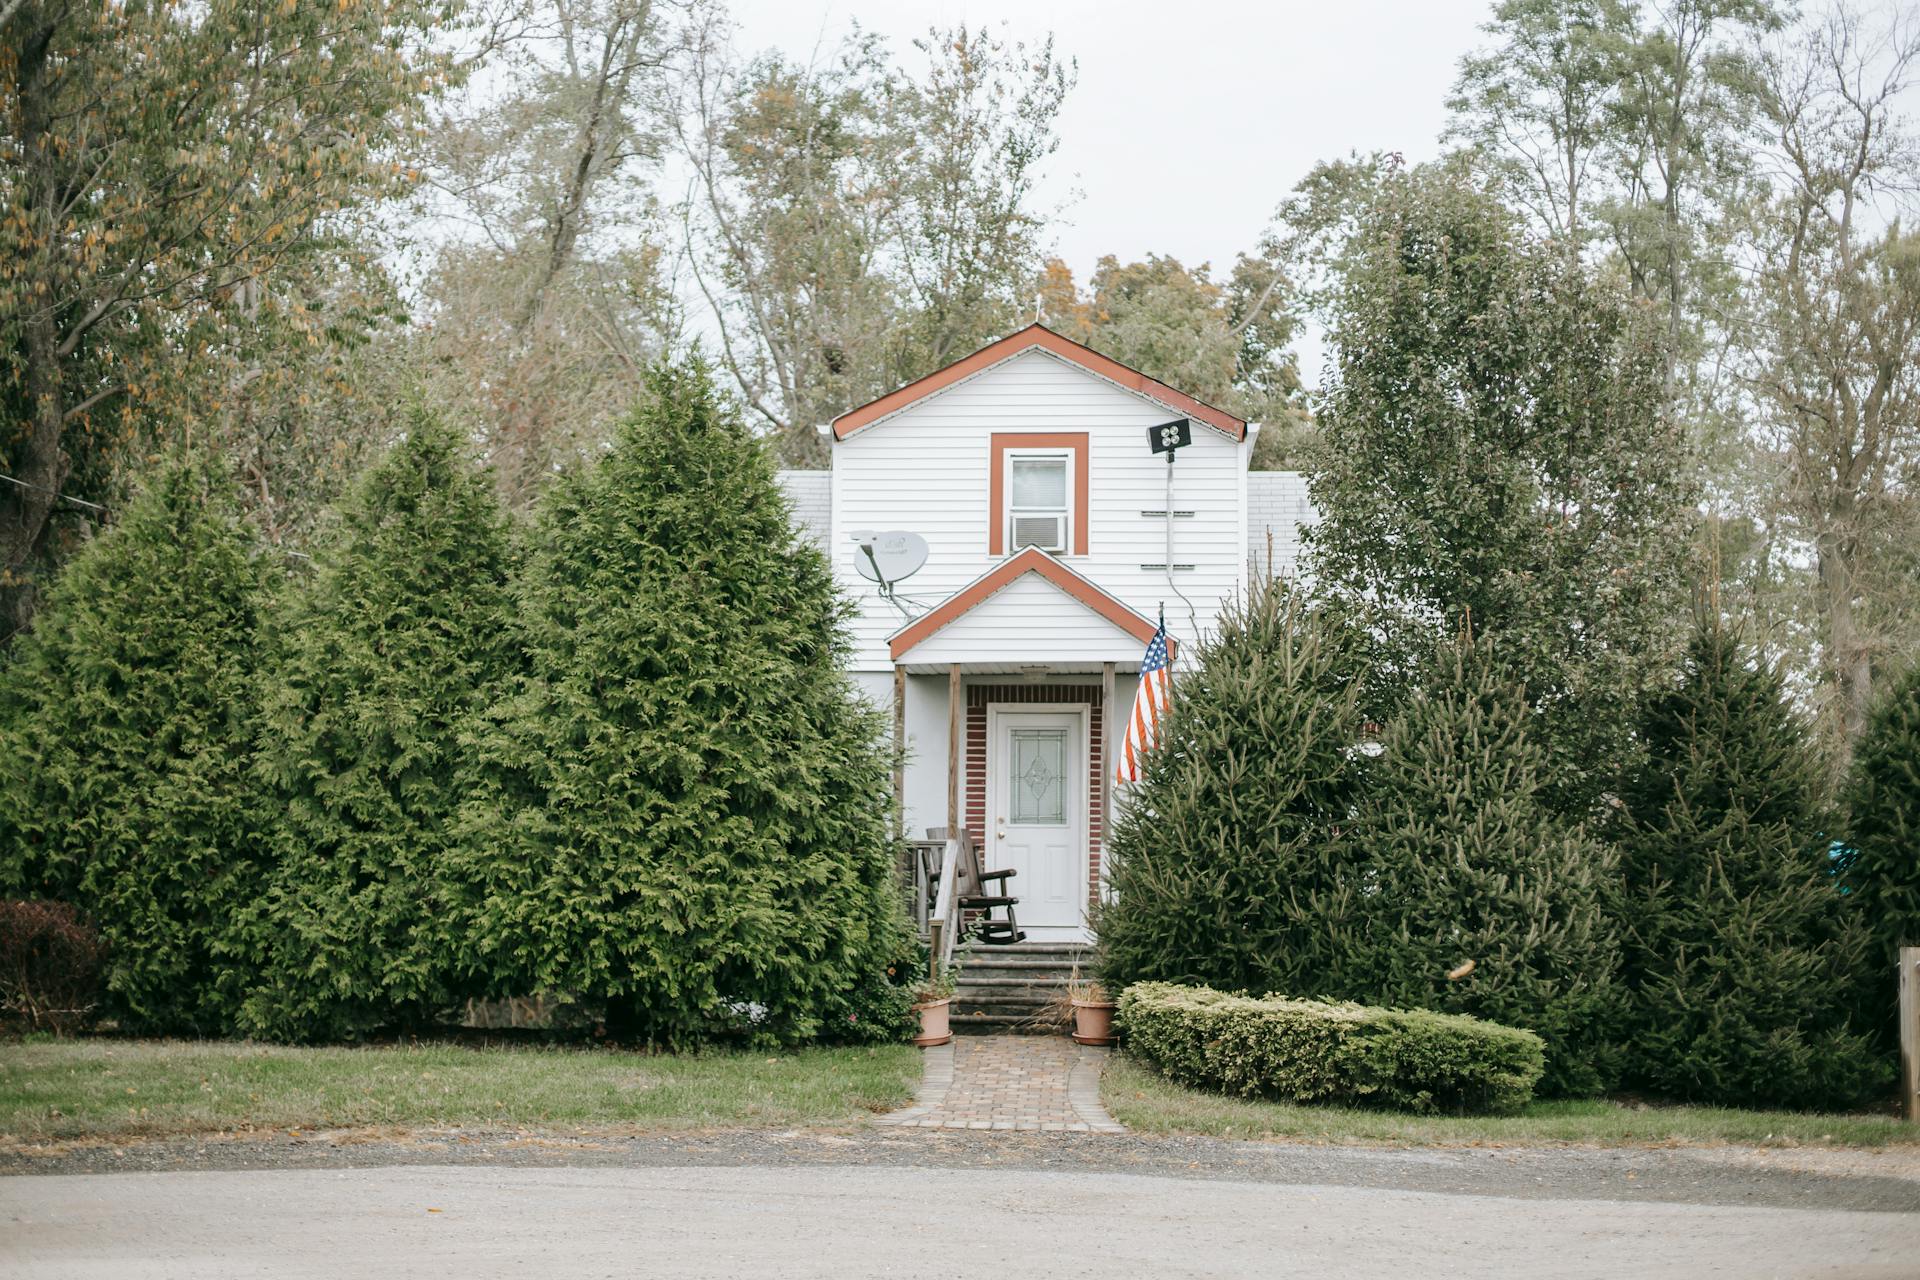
(986, 708), (1087, 935)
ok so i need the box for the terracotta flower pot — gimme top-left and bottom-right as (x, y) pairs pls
(1071, 998), (1117, 1046)
(912, 997), (952, 1047)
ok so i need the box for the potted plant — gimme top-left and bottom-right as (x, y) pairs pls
(911, 963), (957, 1048)
(1069, 969), (1117, 1047)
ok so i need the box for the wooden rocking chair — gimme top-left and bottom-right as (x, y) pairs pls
(926, 827), (1026, 945)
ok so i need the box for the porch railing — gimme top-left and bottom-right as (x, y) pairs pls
(907, 833), (964, 982)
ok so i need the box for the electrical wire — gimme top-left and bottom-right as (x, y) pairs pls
(0, 471), (107, 514)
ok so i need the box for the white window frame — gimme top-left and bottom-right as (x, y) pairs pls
(1004, 449), (1074, 555)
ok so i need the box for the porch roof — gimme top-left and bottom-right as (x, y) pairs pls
(887, 547), (1168, 669)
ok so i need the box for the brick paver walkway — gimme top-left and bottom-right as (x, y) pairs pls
(875, 1035), (1125, 1133)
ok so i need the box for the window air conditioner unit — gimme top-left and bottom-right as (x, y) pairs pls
(1012, 513), (1066, 551)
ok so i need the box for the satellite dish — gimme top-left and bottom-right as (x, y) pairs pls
(850, 530), (929, 586)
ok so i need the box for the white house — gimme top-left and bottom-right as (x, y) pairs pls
(779, 324), (1312, 942)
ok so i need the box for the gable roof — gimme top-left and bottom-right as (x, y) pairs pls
(887, 546), (1172, 662)
(831, 323), (1247, 443)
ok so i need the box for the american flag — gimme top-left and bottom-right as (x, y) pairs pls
(1116, 616), (1171, 784)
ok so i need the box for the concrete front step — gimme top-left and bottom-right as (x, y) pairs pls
(952, 942), (1089, 1032)
(958, 945), (1093, 980)
(966, 941), (1094, 956)
(956, 965), (1079, 984)
(950, 1009), (1069, 1033)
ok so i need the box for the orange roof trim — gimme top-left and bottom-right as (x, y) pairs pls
(888, 547), (1174, 662)
(832, 324), (1246, 442)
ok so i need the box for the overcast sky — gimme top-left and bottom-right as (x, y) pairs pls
(724, 0), (1496, 381)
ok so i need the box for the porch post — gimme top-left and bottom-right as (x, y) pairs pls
(1101, 659), (1115, 892)
(892, 664), (906, 841)
(947, 664), (962, 834)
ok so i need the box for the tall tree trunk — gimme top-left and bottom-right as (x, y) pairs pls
(1, 312), (70, 637)
(1816, 528), (1872, 756)
(1, 14), (69, 637)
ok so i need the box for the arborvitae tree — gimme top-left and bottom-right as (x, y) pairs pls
(239, 411), (515, 1041)
(456, 358), (905, 1048)
(1617, 623), (1886, 1109)
(0, 453), (263, 1034)
(1097, 581), (1372, 997)
(1347, 641), (1625, 1096)
(1842, 656), (1920, 1046)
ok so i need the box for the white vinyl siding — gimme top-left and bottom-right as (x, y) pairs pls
(1246, 470), (1316, 583)
(896, 572), (1146, 666)
(831, 349), (1246, 671)
(775, 469), (831, 553)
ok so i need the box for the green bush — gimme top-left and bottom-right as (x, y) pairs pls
(1343, 640), (1625, 1096)
(1844, 654), (1920, 1039)
(455, 358), (908, 1049)
(1096, 580), (1373, 998)
(239, 410), (516, 1042)
(1118, 981), (1545, 1115)
(0, 452), (264, 1034)
(1616, 623), (1886, 1109)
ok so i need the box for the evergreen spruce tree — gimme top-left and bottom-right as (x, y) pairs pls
(1347, 641), (1625, 1096)
(1097, 581), (1373, 997)
(0, 452), (263, 1033)
(240, 411), (515, 1041)
(1844, 656), (1920, 1016)
(457, 358), (904, 1048)
(1618, 623), (1885, 1108)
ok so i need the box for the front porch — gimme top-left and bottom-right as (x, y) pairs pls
(880, 549), (1157, 955)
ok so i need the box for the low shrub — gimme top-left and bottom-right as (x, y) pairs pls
(0, 901), (106, 1034)
(1117, 981), (1545, 1115)
(819, 936), (925, 1046)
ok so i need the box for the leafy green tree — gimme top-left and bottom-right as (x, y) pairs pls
(1600, 0), (1777, 357)
(457, 358), (905, 1047)
(681, 24), (1072, 465)
(678, 32), (906, 468)
(0, 452), (264, 1033)
(1097, 581), (1372, 998)
(1446, 0), (1636, 251)
(1741, 12), (1920, 754)
(0, 0), (452, 630)
(1348, 641), (1625, 1096)
(1843, 655), (1920, 1032)
(417, 0), (679, 506)
(1303, 162), (1693, 813)
(1036, 252), (1312, 467)
(239, 411), (515, 1041)
(1617, 622), (1885, 1108)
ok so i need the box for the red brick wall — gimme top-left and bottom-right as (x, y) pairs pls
(964, 683), (1104, 908)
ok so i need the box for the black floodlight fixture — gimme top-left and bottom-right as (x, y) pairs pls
(1147, 418), (1191, 455)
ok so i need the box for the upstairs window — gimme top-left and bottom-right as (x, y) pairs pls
(1008, 454), (1070, 552)
(989, 431), (1087, 556)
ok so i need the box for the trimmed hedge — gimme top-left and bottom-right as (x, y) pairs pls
(1117, 982), (1545, 1115)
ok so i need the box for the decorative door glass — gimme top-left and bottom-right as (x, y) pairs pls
(1009, 728), (1068, 824)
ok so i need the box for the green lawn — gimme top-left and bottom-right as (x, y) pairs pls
(1102, 1053), (1918, 1149)
(0, 1038), (920, 1143)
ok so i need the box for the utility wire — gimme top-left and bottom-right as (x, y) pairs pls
(0, 470), (107, 514)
